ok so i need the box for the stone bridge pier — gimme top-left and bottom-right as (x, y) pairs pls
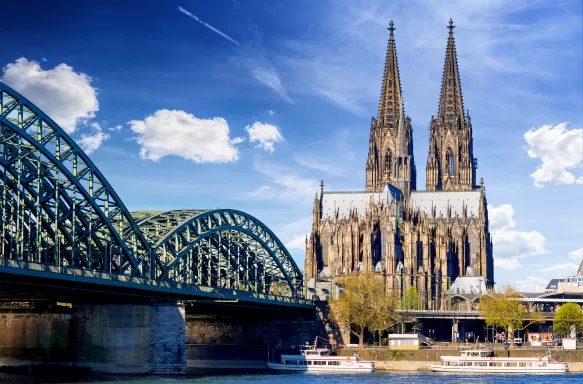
(0, 302), (187, 375)
(0, 301), (339, 375)
(73, 302), (186, 374)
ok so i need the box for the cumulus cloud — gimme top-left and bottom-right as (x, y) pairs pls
(285, 234), (309, 251)
(539, 263), (579, 276)
(245, 122), (284, 153)
(513, 276), (548, 293)
(524, 122), (583, 187)
(78, 122), (111, 154)
(1, 58), (99, 134)
(495, 257), (521, 271)
(128, 109), (243, 163)
(489, 204), (547, 270)
(266, 109), (276, 116)
(569, 248), (583, 262)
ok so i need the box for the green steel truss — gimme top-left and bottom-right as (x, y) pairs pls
(0, 81), (303, 299)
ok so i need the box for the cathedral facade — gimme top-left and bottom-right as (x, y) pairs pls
(304, 20), (494, 309)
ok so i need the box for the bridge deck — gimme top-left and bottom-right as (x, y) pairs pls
(0, 260), (313, 309)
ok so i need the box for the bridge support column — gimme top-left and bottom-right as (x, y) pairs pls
(451, 320), (459, 342)
(150, 302), (186, 374)
(74, 302), (186, 374)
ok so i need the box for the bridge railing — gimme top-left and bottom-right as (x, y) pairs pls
(0, 259), (313, 307)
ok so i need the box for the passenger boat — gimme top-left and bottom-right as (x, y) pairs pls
(267, 344), (375, 372)
(427, 347), (568, 374)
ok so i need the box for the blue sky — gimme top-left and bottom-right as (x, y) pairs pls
(1, 0), (581, 292)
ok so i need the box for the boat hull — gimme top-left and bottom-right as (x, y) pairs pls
(427, 365), (568, 374)
(267, 362), (375, 373)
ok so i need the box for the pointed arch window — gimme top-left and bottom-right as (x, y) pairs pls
(389, 80), (393, 88)
(385, 151), (393, 175)
(446, 151), (455, 174)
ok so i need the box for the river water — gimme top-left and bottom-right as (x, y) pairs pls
(1, 372), (583, 384)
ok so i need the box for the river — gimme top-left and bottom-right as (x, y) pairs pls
(1, 372), (583, 383)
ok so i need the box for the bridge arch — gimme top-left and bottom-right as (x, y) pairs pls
(136, 209), (303, 295)
(0, 81), (303, 300)
(0, 81), (150, 276)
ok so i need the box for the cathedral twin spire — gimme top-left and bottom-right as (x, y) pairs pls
(426, 18), (476, 191)
(366, 18), (477, 195)
(366, 20), (415, 197)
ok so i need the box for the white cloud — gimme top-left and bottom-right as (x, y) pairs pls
(1, 58), (98, 134)
(108, 125), (122, 132)
(128, 109), (243, 163)
(245, 122), (284, 153)
(568, 248), (583, 261)
(41, 58), (47, 62)
(524, 122), (583, 187)
(249, 161), (318, 202)
(489, 204), (547, 271)
(285, 234), (309, 251)
(539, 263), (579, 276)
(489, 204), (547, 260)
(266, 109), (276, 116)
(78, 122), (110, 154)
(489, 203), (516, 232)
(495, 257), (521, 271)
(513, 276), (548, 293)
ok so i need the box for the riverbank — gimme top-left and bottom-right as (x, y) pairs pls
(338, 348), (583, 372)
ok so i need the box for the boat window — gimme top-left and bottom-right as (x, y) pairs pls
(460, 362), (473, 366)
(542, 362), (547, 367)
(505, 362), (518, 367)
(328, 361), (340, 366)
(313, 361), (326, 365)
(475, 362), (487, 367)
(307, 361), (312, 365)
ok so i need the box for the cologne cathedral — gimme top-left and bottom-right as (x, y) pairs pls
(304, 20), (494, 309)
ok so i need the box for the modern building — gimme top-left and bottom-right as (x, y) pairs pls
(544, 258), (583, 294)
(304, 19), (493, 310)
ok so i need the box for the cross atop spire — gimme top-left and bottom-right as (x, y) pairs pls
(320, 180), (325, 196)
(388, 20), (395, 35)
(447, 18), (455, 34)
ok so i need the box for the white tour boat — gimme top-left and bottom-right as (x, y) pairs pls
(428, 347), (568, 374)
(267, 344), (375, 372)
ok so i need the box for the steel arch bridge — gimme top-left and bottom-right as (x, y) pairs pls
(0, 81), (307, 307)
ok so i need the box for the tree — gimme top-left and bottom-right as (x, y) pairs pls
(480, 285), (544, 348)
(328, 271), (397, 347)
(553, 302), (583, 336)
(399, 286), (423, 310)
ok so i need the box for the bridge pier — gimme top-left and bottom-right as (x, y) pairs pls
(73, 302), (186, 374)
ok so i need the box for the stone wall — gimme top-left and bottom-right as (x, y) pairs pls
(0, 303), (186, 374)
(0, 313), (73, 365)
(186, 304), (333, 348)
(149, 303), (186, 374)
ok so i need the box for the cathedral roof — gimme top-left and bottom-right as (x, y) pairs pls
(410, 190), (481, 217)
(321, 184), (396, 220)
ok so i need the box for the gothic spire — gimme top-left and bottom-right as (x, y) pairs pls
(437, 18), (464, 125)
(378, 20), (405, 133)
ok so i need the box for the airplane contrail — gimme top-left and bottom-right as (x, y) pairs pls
(177, 6), (241, 46)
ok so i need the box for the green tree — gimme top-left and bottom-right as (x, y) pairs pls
(553, 302), (583, 336)
(328, 271), (397, 347)
(480, 285), (544, 348)
(399, 286), (423, 310)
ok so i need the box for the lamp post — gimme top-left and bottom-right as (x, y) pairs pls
(401, 266), (407, 310)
